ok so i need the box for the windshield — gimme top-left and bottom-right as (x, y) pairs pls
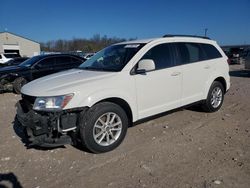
(19, 56), (42, 67)
(79, 44), (144, 72)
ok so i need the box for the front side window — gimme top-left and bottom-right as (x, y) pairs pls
(20, 56), (42, 67)
(140, 43), (174, 70)
(36, 57), (56, 68)
(79, 44), (145, 72)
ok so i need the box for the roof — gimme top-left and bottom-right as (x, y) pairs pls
(0, 31), (40, 44)
(116, 36), (214, 46)
(33, 53), (85, 59)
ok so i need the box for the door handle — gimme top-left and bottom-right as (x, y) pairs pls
(171, 72), (181, 76)
(204, 65), (210, 69)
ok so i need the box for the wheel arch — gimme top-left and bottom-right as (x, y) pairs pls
(214, 76), (227, 92)
(204, 75), (227, 99)
(94, 97), (133, 125)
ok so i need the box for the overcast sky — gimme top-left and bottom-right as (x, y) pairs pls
(1, 0), (250, 45)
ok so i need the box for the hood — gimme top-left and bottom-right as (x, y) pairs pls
(21, 68), (116, 96)
(0, 65), (27, 74)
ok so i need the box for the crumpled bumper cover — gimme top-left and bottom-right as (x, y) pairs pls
(16, 101), (83, 147)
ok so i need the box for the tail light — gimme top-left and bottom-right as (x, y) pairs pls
(227, 59), (231, 64)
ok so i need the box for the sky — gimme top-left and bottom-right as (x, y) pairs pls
(1, 0), (250, 45)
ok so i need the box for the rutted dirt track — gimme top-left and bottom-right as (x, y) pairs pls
(0, 64), (250, 188)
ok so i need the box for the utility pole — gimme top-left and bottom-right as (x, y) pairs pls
(205, 28), (208, 37)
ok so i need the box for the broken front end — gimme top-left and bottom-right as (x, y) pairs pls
(16, 94), (87, 147)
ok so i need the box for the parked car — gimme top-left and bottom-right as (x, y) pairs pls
(4, 57), (29, 66)
(245, 50), (250, 69)
(0, 54), (85, 94)
(17, 35), (230, 153)
(0, 53), (21, 64)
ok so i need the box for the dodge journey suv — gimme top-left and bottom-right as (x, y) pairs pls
(17, 35), (230, 153)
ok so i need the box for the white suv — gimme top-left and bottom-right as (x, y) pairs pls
(17, 35), (230, 153)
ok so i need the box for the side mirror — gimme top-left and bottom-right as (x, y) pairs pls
(136, 59), (155, 74)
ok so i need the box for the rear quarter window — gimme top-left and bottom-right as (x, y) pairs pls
(201, 44), (222, 60)
(71, 57), (84, 64)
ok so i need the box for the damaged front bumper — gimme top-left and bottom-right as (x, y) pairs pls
(16, 98), (87, 147)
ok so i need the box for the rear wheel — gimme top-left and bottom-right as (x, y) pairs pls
(80, 102), (128, 153)
(202, 81), (224, 112)
(13, 77), (27, 94)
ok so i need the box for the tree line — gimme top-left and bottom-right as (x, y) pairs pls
(40, 34), (136, 53)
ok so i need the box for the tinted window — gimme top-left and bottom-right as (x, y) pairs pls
(71, 57), (84, 65)
(55, 56), (71, 66)
(36, 57), (56, 68)
(141, 43), (173, 70)
(176, 43), (205, 64)
(20, 56), (42, 67)
(201, 44), (222, 59)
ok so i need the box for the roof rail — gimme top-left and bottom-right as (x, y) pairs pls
(163, 34), (210, 40)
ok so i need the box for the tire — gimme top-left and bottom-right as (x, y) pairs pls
(202, 81), (225, 112)
(13, 77), (27, 94)
(80, 102), (128, 153)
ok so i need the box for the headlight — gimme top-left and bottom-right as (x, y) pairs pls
(33, 94), (74, 111)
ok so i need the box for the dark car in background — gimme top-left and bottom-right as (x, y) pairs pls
(0, 54), (85, 94)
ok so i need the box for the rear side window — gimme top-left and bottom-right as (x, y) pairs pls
(175, 43), (205, 64)
(141, 43), (174, 70)
(201, 44), (222, 59)
(55, 56), (71, 66)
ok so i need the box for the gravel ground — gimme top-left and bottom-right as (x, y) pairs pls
(0, 64), (250, 188)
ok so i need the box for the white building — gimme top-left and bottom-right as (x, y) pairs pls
(0, 32), (40, 57)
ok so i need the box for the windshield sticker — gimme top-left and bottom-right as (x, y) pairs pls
(124, 44), (140, 48)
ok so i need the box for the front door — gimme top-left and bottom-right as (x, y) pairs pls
(134, 43), (182, 119)
(31, 57), (56, 80)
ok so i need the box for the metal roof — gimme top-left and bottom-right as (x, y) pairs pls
(0, 31), (40, 44)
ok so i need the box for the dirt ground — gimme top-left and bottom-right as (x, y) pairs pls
(0, 64), (249, 188)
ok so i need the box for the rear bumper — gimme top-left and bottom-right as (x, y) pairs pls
(16, 100), (87, 147)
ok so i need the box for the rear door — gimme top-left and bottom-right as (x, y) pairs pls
(175, 42), (214, 105)
(134, 43), (182, 119)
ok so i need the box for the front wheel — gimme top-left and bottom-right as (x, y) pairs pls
(202, 81), (225, 112)
(80, 102), (128, 153)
